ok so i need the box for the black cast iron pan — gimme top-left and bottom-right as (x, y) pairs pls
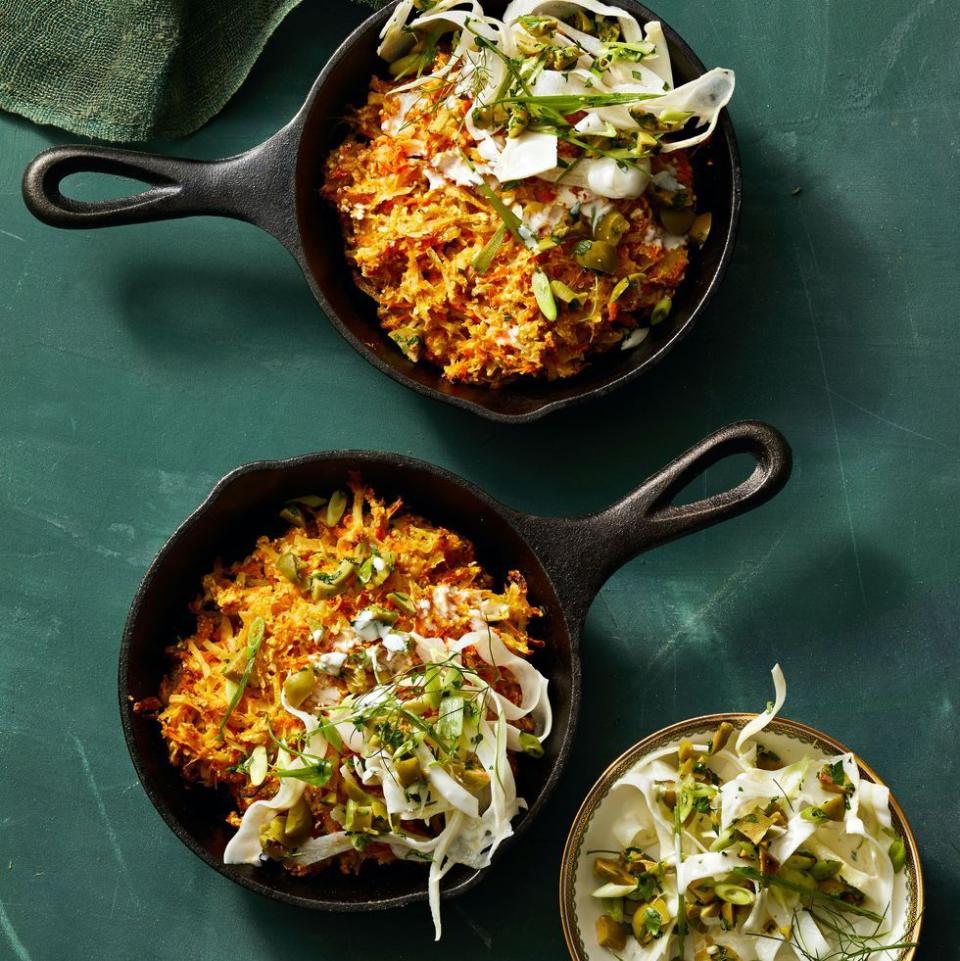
(23, 0), (741, 423)
(120, 421), (790, 910)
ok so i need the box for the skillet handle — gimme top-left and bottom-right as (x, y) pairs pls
(22, 127), (298, 247)
(520, 421), (791, 624)
(593, 420), (791, 567)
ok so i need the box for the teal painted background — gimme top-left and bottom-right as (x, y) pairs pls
(1, 1), (957, 958)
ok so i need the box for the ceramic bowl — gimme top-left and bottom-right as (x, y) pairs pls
(560, 713), (923, 961)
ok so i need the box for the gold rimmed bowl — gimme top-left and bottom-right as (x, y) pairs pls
(560, 714), (923, 961)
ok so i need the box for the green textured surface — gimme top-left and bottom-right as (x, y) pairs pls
(0, 0), (302, 141)
(0, 2), (957, 959)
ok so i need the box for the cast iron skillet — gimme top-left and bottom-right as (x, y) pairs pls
(120, 421), (790, 911)
(23, 0), (741, 424)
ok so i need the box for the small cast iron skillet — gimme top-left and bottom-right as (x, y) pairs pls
(23, 0), (741, 424)
(120, 421), (790, 911)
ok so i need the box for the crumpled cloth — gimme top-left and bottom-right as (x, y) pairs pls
(0, 0), (382, 142)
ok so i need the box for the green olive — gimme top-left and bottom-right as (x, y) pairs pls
(341, 768), (369, 803)
(594, 857), (635, 886)
(709, 721), (734, 755)
(709, 827), (735, 852)
(888, 837), (907, 873)
(714, 883), (756, 906)
(395, 756), (422, 788)
(259, 817), (288, 859)
(283, 797), (313, 847)
(310, 559), (355, 599)
(507, 104), (530, 138)
(780, 868), (817, 893)
(660, 208), (696, 236)
(784, 851), (818, 872)
(387, 591), (416, 614)
(565, 10), (594, 33)
(277, 551), (300, 585)
(344, 799), (372, 833)
(690, 212), (712, 246)
(549, 45), (580, 71)
(325, 490), (348, 527)
(821, 795), (847, 821)
(595, 211), (631, 245)
(574, 239), (618, 273)
(595, 915), (627, 951)
(460, 769), (491, 797)
(811, 858), (843, 881)
(283, 668), (315, 708)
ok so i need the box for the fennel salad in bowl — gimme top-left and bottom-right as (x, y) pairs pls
(561, 667), (922, 961)
(322, 0), (735, 386)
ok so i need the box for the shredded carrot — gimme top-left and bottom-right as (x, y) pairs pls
(321, 73), (694, 386)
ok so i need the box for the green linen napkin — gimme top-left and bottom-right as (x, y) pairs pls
(0, 0), (382, 143)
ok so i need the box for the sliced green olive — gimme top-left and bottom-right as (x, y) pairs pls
(709, 721), (734, 755)
(341, 767), (369, 803)
(780, 868), (817, 893)
(518, 732), (544, 758)
(888, 836), (907, 873)
(784, 851), (818, 872)
(595, 914), (627, 950)
(574, 239), (618, 273)
(258, 817), (287, 860)
(709, 827), (735, 852)
(811, 858), (843, 881)
(460, 769), (491, 797)
(821, 795), (847, 821)
(650, 296), (672, 326)
(325, 490), (348, 527)
(632, 897), (670, 944)
(279, 504), (306, 527)
(507, 104), (530, 138)
(366, 604), (399, 625)
(565, 9), (594, 33)
(660, 208), (696, 235)
(548, 45), (580, 71)
(593, 858), (635, 886)
(344, 799), (372, 833)
(755, 744), (782, 770)
(532, 269), (557, 321)
(283, 797), (313, 847)
(395, 756), (422, 788)
(310, 559), (355, 599)
(595, 210), (631, 245)
(387, 591), (416, 614)
(283, 668), (316, 708)
(277, 551), (300, 585)
(714, 883), (756, 906)
(690, 212), (712, 246)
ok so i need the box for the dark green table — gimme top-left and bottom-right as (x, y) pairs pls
(1, 2), (956, 958)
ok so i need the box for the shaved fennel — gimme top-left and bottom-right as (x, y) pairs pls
(582, 667), (914, 961)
